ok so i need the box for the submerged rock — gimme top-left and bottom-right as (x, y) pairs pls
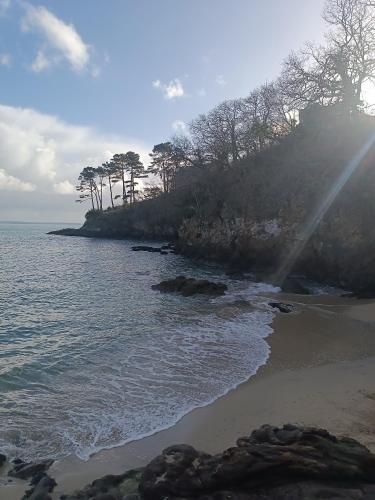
(132, 246), (163, 253)
(152, 276), (228, 296)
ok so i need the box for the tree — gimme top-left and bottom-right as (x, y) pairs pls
(76, 167), (100, 210)
(123, 151), (147, 203)
(112, 154), (128, 204)
(142, 184), (164, 200)
(95, 166), (106, 211)
(148, 143), (177, 193)
(103, 161), (117, 208)
(279, 0), (375, 115)
(190, 100), (245, 168)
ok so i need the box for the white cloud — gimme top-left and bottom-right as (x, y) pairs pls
(197, 88), (206, 97)
(0, 169), (35, 192)
(31, 50), (50, 72)
(172, 120), (187, 133)
(152, 78), (184, 100)
(0, 104), (150, 198)
(22, 4), (90, 72)
(216, 74), (227, 86)
(54, 180), (75, 195)
(0, 53), (10, 66)
(0, 0), (10, 16)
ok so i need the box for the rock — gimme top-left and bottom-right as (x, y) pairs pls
(139, 424), (375, 500)
(152, 276), (228, 296)
(63, 469), (143, 500)
(281, 277), (310, 295)
(22, 473), (57, 500)
(269, 302), (294, 313)
(0, 453), (6, 467)
(8, 459), (54, 480)
(225, 269), (246, 280)
(131, 246), (162, 253)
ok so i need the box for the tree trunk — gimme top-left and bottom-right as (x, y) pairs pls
(108, 175), (114, 208)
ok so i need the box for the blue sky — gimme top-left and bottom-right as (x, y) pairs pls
(0, 0), (326, 222)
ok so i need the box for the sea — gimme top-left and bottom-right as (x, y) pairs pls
(0, 222), (280, 462)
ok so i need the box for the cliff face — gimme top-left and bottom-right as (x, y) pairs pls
(52, 117), (375, 293)
(177, 214), (375, 292)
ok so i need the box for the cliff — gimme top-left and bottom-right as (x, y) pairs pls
(50, 115), (375, 293)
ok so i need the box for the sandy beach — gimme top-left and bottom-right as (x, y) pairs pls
(2, 293), (375, 499)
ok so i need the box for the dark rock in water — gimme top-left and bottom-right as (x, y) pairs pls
(0, 453), (6, 467)
(152, 276), (227, 296)
(269, 302), (294, 314)
(22, 473), (57, 500)
(8, 459), (54, 480)
(132, 246), (162, 253)
(12, 457), (24, 465)
(139, 424), (375, 500)
(281, 277), (310, 295)
(63, 469), (143, 500)
(225, 269), (246, 280)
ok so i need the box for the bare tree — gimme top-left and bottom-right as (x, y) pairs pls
(280, 0), (375, 115)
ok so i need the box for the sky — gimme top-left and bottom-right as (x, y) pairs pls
(0, 0), (327, 223)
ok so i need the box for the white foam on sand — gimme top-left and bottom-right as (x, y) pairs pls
(0, 281), (277, 462)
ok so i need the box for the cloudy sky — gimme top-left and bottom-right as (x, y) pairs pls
(0, 0), (326, 222)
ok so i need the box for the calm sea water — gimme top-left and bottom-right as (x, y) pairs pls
(0, 222), (277, 461)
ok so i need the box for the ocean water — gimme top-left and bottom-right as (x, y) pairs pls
(0, 222), (278, 461)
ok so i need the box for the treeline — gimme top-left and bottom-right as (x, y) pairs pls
(77, 0), (375, 211)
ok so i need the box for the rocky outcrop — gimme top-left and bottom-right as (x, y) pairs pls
(152, 276), (228, 296)
(8, 459), (54, 480)
(22, 474), (57, 500)
(63, 424), (375, 499)
(63, 469), (143, 500)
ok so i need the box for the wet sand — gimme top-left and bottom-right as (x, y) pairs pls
(2, 294), (375, 499)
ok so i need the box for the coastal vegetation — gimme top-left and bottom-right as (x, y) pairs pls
(66, 0), (375, 293)
(76, 0), (375, 209)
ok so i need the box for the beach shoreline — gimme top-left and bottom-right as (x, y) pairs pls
(2, 293), (375, 499)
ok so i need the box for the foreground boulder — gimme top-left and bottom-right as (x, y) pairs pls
(140, 424), (375, 499)
(22, 473), (57, 500)
(64, 424), (375, 499)
(152, 276), (228, 296)
(62, 469), (143, 500)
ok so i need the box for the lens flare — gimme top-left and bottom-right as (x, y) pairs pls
(273, 131), (375, 286)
